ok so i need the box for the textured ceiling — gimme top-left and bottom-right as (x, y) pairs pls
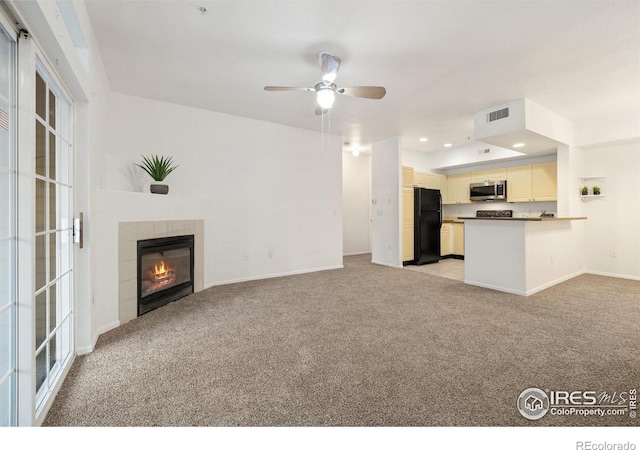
(86, 0), (640, 152)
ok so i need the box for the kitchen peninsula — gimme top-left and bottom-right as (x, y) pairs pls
(462, 216), (587, 296)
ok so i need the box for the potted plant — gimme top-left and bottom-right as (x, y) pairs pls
(581, 186), (589, 195)
(592, 186), (601, 195)
(136, 155), (178, 194)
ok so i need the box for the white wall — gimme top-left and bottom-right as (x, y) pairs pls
(580, 140), (640, 280)
(342, 152), (371, 255)
(371, 137), (401, 268)
(401, 148), (431, 172)
(92, 92), (344, 338)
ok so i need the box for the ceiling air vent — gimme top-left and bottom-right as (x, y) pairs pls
(486, 107), (509, 123)
(478, 148), (491, 154)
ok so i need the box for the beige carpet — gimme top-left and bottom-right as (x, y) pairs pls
(44, 254), (639, 426)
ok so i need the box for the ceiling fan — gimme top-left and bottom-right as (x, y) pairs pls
(264, 52), (386, 115)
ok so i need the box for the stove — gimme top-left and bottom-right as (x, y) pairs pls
(476, 209), (513, 218)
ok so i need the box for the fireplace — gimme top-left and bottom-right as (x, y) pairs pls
(137, 234), (194, 316)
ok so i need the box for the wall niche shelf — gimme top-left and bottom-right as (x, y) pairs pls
(580, 195), (608, 201)
(579, 176), (607, 200)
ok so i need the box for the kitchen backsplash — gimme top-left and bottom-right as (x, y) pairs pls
(443, 201), (557, 219)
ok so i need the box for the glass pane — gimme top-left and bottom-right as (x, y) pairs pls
(0, 170), (11, 238)
(35, 178), (46, 233)
(58, 230), (71, 275)
(49, 232), (57, 281)
(35, 347), (46, 392)
(49, 333), (57, 371)
(55, 94), (70, 143)
(35, 72), (46, 120)
(48, 90), (56, 129)
(35, 290), (46, 349)
(0, 308), (10, 376)
(35, 121), (46, 177)
(0, 239), (13, 309)
(0, 103), (10, 169)
(58, 273), (71, 319)
(58, 318), (71, 365)
(49, 284), (57, 334)
(35, 234), (46, 290)
(48, 132), (56, 181)
(57, 184), (70, 230)
(49, 182), (56, 230)
(56, 140), (69, 185)
(0, 376), (12, 426)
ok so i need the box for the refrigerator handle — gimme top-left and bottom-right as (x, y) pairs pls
(439, 191), (443, 226)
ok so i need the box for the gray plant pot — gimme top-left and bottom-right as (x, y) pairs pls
(150, 183), (169, 195)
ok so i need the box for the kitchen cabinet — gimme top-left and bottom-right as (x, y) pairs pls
(470, 168), (507, 183)
(425, 173), (447, 199)
(440, 223), (452, 256)
(507, 162), (557, 202)
(531, 162), (557, 201)
(453, 223), (465, 256)
(402, 166), (414, 188)
(402, 187), (414, 262)
(414, 171), (427, 188)
(445, 172), (471, 204)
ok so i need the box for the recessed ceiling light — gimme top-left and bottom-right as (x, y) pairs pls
(419, 137), (428, 142)
(444, 143), (452, 147)
(513, 143), (525, 148)
(352, 148), (360, 157)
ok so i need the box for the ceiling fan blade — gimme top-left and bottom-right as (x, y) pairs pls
(315, 107), (328, 116)
(338, 86), (386, 99)
(264, 86), (315, 92)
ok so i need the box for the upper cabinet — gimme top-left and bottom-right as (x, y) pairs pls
(470, 168), (507, 183)
(402, 166), (414, 188)
(414, 171), (427, 188)
(507, 162), (557, 202)
(445, 173), (471, 204)
(425, 173), (447, 195)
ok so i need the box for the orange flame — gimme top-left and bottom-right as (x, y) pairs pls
(154, 260), (169, 278)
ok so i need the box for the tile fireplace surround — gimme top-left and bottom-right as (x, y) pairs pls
(118, 220), (204, 323)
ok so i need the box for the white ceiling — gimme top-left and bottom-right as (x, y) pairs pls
(85, 0), (640, 152)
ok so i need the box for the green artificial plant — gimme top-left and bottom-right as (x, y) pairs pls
(136, 155), (178, 182)
(581, 186), (588, 195)
(592, 186), (601, 195)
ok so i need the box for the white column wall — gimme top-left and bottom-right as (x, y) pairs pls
(371, 137), (402, 268)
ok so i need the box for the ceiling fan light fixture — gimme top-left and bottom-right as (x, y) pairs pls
(316, 88), (335, 109)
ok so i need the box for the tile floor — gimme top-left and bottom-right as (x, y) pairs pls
(403, 258), (464, 281)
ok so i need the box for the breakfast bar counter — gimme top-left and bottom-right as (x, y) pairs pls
(460, 217), (587, 296)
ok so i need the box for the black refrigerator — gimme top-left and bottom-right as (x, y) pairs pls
(414, 188), (442, 265)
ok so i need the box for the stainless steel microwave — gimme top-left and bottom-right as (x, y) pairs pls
(470, 180), (507, 201)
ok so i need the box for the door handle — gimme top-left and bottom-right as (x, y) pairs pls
(73, 212), (84, 248)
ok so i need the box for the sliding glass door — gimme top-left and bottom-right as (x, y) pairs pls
(33, 59), (74, 412)
(0, 18), (17, 427)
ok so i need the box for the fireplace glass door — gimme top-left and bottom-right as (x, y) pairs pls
(137, 235), (194, 316)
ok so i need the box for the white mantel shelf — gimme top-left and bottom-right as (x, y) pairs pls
(463, 218), (585, 296)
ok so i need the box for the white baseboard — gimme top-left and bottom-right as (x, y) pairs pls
(464, 280), (526, 296)
(585, 270), (640, 281)
(343, 251), (371, 256)
(371, 259), (403, 269)
(465, 270), (585, 297)
(524, 270), (585, 296)
(79, 320), (121, 355)
(205, 264), (344, 289)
